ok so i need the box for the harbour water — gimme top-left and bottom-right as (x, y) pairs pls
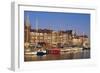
(24, 49), (90, 61)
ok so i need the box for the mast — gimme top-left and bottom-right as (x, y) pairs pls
(82, 32), (84, 47)
(49, 24), (52, 49)
(26, 15), (30, 26)
(25, 15), (30, 43)
(35, 17), (38, 50)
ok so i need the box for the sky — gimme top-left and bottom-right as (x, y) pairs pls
(24, 11), (90, 37)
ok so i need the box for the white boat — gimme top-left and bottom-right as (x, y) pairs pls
(25, 51), (37, 55)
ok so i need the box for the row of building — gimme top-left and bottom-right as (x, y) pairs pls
(24, 16), (90, 49)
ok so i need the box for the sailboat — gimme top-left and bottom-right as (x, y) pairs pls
(32, 18), (47, 55)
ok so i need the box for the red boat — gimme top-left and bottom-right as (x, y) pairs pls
(47, 48), (60, 54)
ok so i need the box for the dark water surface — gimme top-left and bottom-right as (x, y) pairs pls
(24, 50), (90, 61)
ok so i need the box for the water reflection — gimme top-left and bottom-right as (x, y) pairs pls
(24, 49), (90, 61)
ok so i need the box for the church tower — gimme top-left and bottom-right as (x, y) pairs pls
(24, 15), (31, 43)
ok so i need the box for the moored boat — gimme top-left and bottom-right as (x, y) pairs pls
(36, 50), (47, 56)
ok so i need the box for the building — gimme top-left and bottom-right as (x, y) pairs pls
(30, 29), (72, 48)
(72, 34), (90, 47)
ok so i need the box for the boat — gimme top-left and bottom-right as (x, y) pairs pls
(82, 47), (90, 50)
(36, 50), (47, 56)
(47, 48), (60, 54)
(25, 51), (37, 55)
